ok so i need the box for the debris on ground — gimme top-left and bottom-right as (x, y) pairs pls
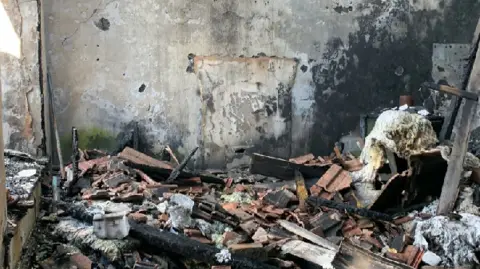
(10, 93), (480, 269)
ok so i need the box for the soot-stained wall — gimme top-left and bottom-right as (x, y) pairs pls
(1, 0), (44, 157)
(44, 0), (480, 168)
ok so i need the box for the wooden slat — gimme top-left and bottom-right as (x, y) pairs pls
(437, 18), (480, 215)
(439, 18), (480, 142)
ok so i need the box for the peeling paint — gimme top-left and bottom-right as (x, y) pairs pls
(194, 56), (296, 168)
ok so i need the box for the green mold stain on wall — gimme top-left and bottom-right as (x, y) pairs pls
(60, 127), (117, 161)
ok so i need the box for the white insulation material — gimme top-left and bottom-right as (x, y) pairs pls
(358, 110), (437, 182)
(413, 213), (480, 266)
(361, 110), (438, 166)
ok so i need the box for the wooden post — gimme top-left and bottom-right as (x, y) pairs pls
(437, 19), (480, 215)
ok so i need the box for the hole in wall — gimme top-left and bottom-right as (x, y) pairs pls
(95, 17), (110, 31)
(234, 148), (246, 154)
(138, 84), (146, 93)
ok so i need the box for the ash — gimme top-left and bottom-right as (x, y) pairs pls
(413, 213), (480, 266)
(4, 150), (46, 199)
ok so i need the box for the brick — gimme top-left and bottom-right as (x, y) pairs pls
(342, 219), (362, 238)
(289, 153), (315, 164)
(128, 212), (148, 223)
(221, 202), (238, 211)
(69, 253), (93, 269)
(222, 231), (245, 246)
(252, 227), (269, 244)
(190, 235), (213, 244)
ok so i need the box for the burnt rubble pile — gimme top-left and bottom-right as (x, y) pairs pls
(5, 149), (47, 209)
(23, 107), (480, 269)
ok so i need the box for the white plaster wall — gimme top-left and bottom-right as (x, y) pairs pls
(43, 0), (364, 163)
(43, 0), (474, 167)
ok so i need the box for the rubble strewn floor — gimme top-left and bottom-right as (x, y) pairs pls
(10, 108), (480, 269)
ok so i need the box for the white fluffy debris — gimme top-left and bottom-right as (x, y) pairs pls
(157, 201), (168, 214)
(359, 110), (437, 181)
(16, 169), (37, 178)
(351, 181), (381, 207)
(422, 251), (442, 266)
(413, 213), (480, 266)
(418, 109), (430, 116)
(215, 249), (231, 263)
(399, 104), (409, 111)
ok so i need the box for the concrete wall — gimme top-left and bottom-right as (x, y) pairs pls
(1, 0), (44, 157)
(43, 0), (480, 168)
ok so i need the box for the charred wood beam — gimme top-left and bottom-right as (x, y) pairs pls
(50, 198), (275, 269)
(250, 153), (327, 181)
(68, 127), (80, 195)
(128, 220), (277, 269)
(125, 162), (225, 185)
(166, 147), (199, 183)
(307, 197), (393, 222)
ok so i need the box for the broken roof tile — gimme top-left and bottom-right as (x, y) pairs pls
(310, 164), (352, 200)
(118, 147), (173, 169)
(289, 153), (315, 164)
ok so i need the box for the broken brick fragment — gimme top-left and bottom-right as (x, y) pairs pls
(342, 219), (362, 238)
(252, 227), (269, 244)
(222, 202), (238, 211)
(222, 231), (245, 246)
(190, 235), (213, 244)
(158, 213), (169, 222)
(129, 212), (148, 223)
(289, 153), (315, 164)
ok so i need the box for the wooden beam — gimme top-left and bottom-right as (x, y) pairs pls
(439, 19), (480, 142)
(437, 18), (480, 215)
(250, 153), (327, 180)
